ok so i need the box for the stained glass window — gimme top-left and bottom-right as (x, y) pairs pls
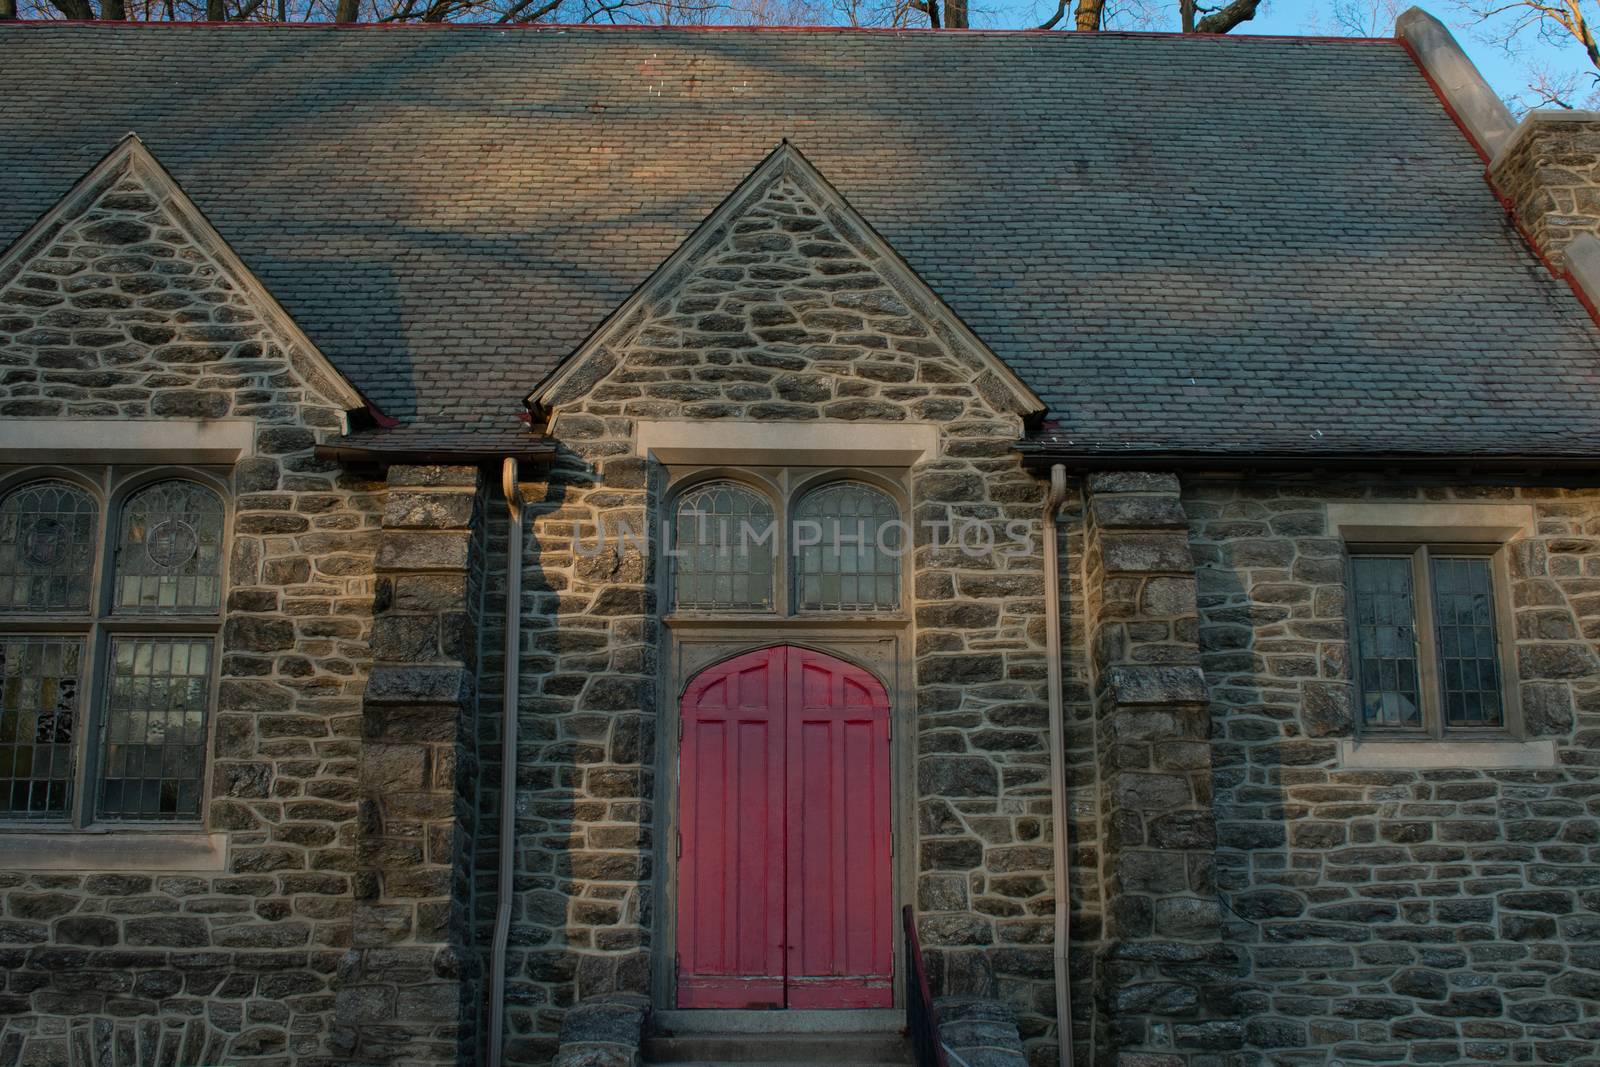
(115, 481), (223, 614)
(0, 636), (82, 819)
(672, 482), (775, 611)
(793, 481), (901, 612)
(0, 481), (98, 613)
(99, 637), (212, 820)
(1431, 556), (1505, 729)
(1351, 556), (1422, 729)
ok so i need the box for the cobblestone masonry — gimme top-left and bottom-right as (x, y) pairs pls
(519, 169), (1071, 1066)
(1189, 480), (1600, 1065)
(0, 158), (384, 1064)
(1490, 117), (1600, 270)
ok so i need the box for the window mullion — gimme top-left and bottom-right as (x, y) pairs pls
(1413, 545), (1445, 740)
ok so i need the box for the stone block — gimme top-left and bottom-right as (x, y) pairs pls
(364, 665), (469, 706)
(1104, 666), (1207, 708)
(1086, 472), (1180, 495)
(387, 464), (479, 488)
(383, 488), (476, 530)
(374, 530), (471, 572)
(1092, 494), (1189, 530)
(1098, 532), (1193, 575)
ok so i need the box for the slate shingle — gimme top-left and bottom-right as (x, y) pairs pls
(3, 23), (1598, 457)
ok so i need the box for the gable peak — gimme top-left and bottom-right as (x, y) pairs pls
(529, 141), (1044, 421)
(0, 133), (370, 415)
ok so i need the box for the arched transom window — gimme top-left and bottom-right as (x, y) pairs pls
(672, 481), (776, 611)
(793, 481), (901, 612)
(667, 472), (904, 616)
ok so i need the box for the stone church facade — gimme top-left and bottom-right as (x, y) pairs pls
(1, 9), (1598, 1067)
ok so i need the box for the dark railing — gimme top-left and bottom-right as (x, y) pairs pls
(903, 905), (948, 1067)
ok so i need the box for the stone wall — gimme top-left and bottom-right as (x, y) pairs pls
(515, 169), (1068, 1066)
(1489, 114), (1600, 269)
(0, 160), (384, 1064)
(1189, 479), (1600, 1064)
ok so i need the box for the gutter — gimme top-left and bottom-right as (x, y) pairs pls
(314, 441), (556, 467)
(487, 457), (525, 1067)
(1015, 448), (1600, 476)
(1040, 463), (1074, 1067)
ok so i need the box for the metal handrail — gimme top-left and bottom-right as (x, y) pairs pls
(903, 905), (948, 1067)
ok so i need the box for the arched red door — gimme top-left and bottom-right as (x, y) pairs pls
(676, 646), (893, 1009)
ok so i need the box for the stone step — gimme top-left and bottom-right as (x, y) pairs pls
(642, 1031), (912, 1066)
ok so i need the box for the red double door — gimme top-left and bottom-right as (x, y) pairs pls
(676, 646), (893, 1010)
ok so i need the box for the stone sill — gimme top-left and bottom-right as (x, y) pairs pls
(1337, 738), (1556, 771)
(0, 830), (228, 872)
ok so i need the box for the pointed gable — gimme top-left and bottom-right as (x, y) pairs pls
(530, 143), (1044, 425)
(0, 134), (368, 417)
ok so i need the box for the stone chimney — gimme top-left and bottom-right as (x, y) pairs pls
(1489, 113), (1600, 269)
(1400, 7), (1600, 292)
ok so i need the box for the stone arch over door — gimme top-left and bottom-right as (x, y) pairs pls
(674, 644), (894, 1009)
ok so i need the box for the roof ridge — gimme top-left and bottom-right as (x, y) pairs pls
(0, 19), (1398, 43)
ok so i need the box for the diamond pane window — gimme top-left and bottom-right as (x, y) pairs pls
(0, 481), (98, 613)
(793, 481), (901, 612)
(0, 636), (82, 819)
(99, 637), (212, 821)
(115, 481), (223, 614)
(1351, 556), (1422, 729)
(673, 482), (776, 611)
(1431, 556), (1505, 728)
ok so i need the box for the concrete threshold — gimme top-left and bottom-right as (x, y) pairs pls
(654, 1009), (903, 1035)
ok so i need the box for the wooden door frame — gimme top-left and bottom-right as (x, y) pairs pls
(653, 620), (915, 1012)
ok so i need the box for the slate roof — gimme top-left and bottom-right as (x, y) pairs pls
(4, 22), (1600, 457)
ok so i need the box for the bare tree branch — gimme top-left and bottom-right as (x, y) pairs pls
(1073, 0), (1101, 30)
(1194, 0), (1261, 33)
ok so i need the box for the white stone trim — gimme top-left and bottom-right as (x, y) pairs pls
(1326, 500), (1534, 543)
(1337, 737), (1556, 770)
(0, 831), (228, 871)
(0, 418), (256, 464)
(633, 418), (940, 465)
(1397, 7), (1516, 158)
(1561, 233), (1600, 311)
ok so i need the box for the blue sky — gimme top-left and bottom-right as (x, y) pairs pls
(975, 2), (1590, 110)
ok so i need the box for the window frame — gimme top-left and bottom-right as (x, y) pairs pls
(0, 464), (231, 830)
(1345, 540), (1522, 741)
(662, 465), (909, 621)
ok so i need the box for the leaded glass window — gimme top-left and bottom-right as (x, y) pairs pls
(0, 466), (226, 827)
(99, 637), (213, 820)
(1351, 556), (1422, 729)
(793, 481), (901, 612)
(672, 481), (776, 611)
(1431, 557), (1504, 728)
(0, 636), (82, 818)
(115, 481), (223, 614)
(0, 480), (98, 612)
(1349, 545), (1511, 737)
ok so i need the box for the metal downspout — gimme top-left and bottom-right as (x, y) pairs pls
(488, 457), (524, 1067)
(1042, 464), (1074, 1067)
